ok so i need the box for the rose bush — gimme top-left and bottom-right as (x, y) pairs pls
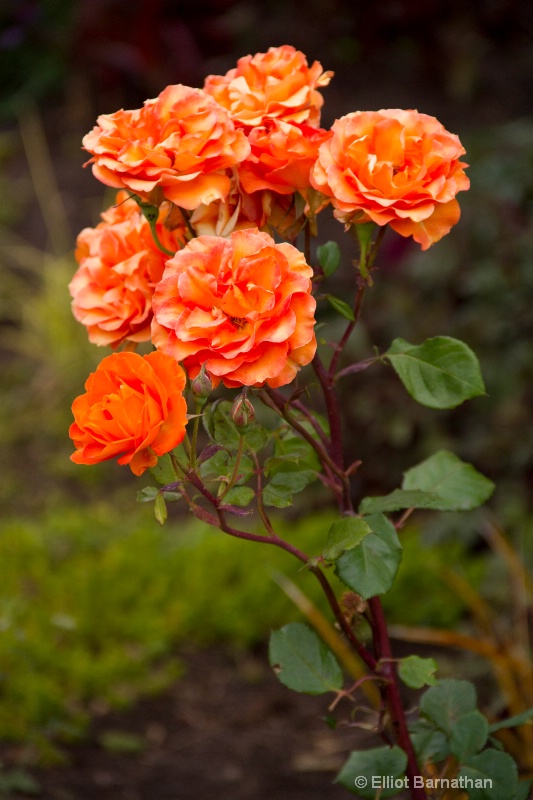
(151, 228), (316, 388)
(311, 108), (470, 249)
(203, 45), (332, 129)
(70, 351), (188, 475)
(69, 192), (187, 348)
(66, 46), (532, 800)
(82, 84), (250, 209)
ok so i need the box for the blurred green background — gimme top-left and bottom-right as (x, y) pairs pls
(1, 0), (533, 764)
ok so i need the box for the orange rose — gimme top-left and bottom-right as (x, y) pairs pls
(190, 182), (302, 241)
(190, 122), (330, 241)
(151, 228), (317, 388)
(204, 45), (333, 129)
(82, 84), (250, 209)
(69, 351), (188, 476)
(238, 120), (331, 196)
(190, 183), (259, 238)
(70, 192), (187, 348)
(311, 109), (470, 250)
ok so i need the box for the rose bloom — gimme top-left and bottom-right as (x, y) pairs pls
(151, 228), (317, 388)
(70, 192), (187, 348)
(70, 351), (188, 476)
(82, 84), (250, 209)
(238, 119), (331, 197)
(190, 183), (302, 241)
(191, 120), (330, 242)
(190, 183), (258, 238)
(311, 109), (470, 250)
(204, 45), (332, 129)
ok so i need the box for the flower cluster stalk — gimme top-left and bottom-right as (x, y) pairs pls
(307, 237), (426, 800)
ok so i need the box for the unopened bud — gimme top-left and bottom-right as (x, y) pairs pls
(191, 365), (212, 402)
(231, 394), (255, 428)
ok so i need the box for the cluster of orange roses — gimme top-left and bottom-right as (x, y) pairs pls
(69, 45), (469, 475)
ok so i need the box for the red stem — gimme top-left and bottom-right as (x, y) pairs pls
(264, 388), (338, 489)
(187, 465), (377, 672)
(311, 228), (426, 799)
(310, 566), (377, 671)
(328, 282), (366, 379)
(290, 396), (331, 450)
(369, 597), (425, 799)
(311, 352), (354, 514)
(259, 388), (346, 486)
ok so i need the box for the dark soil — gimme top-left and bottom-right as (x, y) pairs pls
(15, 646), (372, 800)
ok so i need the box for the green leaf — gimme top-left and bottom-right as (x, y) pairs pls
(409, 723), (451, 764)
(267, 428), (321, 475)
(459, 750), (518, 800)
(136, 486), (159, 503)
(336, 746), (407, 798)
(242, 423), (270, 452)
(269, 622), (343, 695)
(359, 489), (442, 515)
(203, 399), (241, 449)
(274, 434), (318, 466)
(323, 517), (372, 561)
(202, 398), (269, 453)
(154, 493), (167, 526)
(222, 486), (255, 507)
(200, 449), (254, 486)
(262, 487), (292, 508)
(264, 452), (304, 473)
(513, 780), (533, 800)
(334, 514), (402, 599)
(263, 467), (316, 508)
(420, 679), (477, 735)
(317, 241), (341, 277)
(488, 706), (533, 733)
(326, 294), (355, 321)
(265, 441), (312, 474)
(386, 336), (486, 409)
(149, 453), (178, 486)
(402, 450), (495, 511)
(398, 655), (438, 689)
(450, 710), (489, 761)
(161, 491), (182, 503)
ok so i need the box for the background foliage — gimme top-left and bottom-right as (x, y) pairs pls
(1, 0), (533, 768)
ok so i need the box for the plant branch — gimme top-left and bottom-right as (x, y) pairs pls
(328, 281), (367, 379)
(148, 221), (176, 256)
(290, 396), (331, 450)
(219, 433), (245, 500)
(178, 206), (197, 239)
(188, 463), (377, 673)
(310, 566), (377, 672)
(369, 596), (425, 799)
(253, 452), (277, 538)
(266, 388), (338, 487)
(311, 352), (354, 513)
(258, 388), (345, 486)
